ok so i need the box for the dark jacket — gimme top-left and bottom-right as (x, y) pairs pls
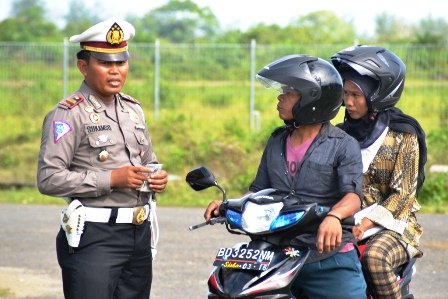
(249, 122), (363, 263)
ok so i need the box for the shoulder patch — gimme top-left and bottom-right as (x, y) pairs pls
(119, 93), (140, 104)
(53, 120), (73, 143)
(59, 94), (85, 109)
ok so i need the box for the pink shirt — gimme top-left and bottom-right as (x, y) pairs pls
(286, 134), (355, 253)
(286, 135), (315, 178)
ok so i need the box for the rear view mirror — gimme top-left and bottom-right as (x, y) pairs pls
(185, 166), (217, 191)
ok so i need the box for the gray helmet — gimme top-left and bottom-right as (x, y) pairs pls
(256, 55), (343, 125)
(331, 45), (406, 113)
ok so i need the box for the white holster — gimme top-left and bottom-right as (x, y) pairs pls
(149, 193), (159, 260)
(60, 200), (86, 247)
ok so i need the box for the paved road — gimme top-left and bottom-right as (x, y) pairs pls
(0, 204), (447, 299)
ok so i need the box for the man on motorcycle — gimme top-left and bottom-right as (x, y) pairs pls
(204, 55), (366, 298)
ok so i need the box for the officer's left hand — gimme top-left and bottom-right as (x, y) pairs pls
(148, 169), (168, 193)
(316, 215), (342, 253)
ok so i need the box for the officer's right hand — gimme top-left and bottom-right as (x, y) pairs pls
(204, 200), (222, 222)
(110, 166), (151, 189)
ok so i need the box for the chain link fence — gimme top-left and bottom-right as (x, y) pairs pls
(1, 41), (447, 133)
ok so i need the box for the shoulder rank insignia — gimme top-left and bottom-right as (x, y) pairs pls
(59, 94), (85, 109)
(119, 93), (140, 104)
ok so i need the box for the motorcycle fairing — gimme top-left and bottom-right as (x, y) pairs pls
(208, 243), (310, 298)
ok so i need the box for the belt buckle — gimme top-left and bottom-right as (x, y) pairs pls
(132, 206), (146, 225)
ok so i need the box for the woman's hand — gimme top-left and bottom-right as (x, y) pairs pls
(353, 217), (375, 241)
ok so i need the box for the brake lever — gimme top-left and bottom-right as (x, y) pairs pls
(188, 216), (226, 231)
(209, 217), (226, 225)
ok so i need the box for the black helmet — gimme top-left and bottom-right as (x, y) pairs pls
(331, 45), (406, 113)
(256, 55), (343, 125)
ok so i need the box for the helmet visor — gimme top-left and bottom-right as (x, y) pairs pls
(256, 75), (299, 94)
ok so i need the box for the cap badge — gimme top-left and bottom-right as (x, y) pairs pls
(106, 22), (124, 46)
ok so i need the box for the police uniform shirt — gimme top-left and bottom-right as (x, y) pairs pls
(37, 81), (156, 207)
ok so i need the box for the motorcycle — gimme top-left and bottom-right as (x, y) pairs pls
(186, 166), (416, 299)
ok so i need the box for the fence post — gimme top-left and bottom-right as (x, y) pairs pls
(252, 110), (260, 132)
(63, 38), (69, 98)
(250, 39), (256, 133)
(154, 39), (160, 121)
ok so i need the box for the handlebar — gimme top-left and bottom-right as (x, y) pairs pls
(341, 216), (355, 226)
(188, 216), (226, 231)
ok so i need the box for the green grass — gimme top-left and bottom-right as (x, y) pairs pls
(1, 104), (447, 214)
(1, 98), (448, 213)
(0, 288), (12, 298)
(1, 47), (448, 212)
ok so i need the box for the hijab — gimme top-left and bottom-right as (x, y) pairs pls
(337, 69), (384, 149)
(336, 68), (427, 194)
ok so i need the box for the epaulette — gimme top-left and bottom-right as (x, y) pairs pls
(119, 93), (140, 104)
(59, 94), (84, 109)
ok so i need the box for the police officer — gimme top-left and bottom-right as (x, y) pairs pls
(37, 20), (168, 299)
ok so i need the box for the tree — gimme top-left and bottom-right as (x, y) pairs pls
(132, 0), (220, 43)
(62, 0), (101, 38)
(291, 11), (356, 44)
(374, 12), (411, 44)
(412, 16), (448, 45)
(0, 0), (61, 41)
(229, 11), (355, 45)
(11, 0), (46, 21)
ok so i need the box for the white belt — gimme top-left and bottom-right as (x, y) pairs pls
(84, 205), (150, 225)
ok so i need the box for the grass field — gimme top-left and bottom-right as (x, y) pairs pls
(1, 44), (447, 212)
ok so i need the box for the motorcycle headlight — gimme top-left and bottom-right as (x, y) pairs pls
(226, 209), (243, 228)
(226, 202), (306, 233)
(270, 211), (305, 230)
(241, 201), (283, 233)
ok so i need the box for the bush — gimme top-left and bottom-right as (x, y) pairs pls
(418, 173), (448, 206)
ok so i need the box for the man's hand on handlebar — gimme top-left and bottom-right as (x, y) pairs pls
(204, 200), (223, 222)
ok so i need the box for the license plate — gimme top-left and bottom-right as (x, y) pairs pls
(213, 247), (274, 271)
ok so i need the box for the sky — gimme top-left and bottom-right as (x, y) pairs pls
(1, 0), (447, 36)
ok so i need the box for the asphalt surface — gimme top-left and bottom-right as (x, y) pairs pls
(0, 204), (447, 299)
